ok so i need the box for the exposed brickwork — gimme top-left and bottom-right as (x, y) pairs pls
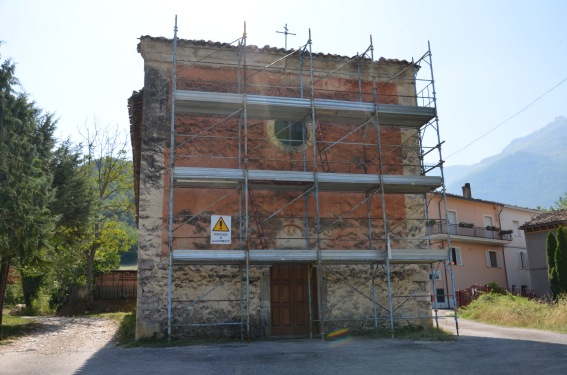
(131, 37), (431, 339)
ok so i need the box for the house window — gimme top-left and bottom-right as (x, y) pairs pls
(436, 288), (445, 303)
(429, 271), (442, 280)
(447, 211), (458, 235)
(485, 250), (502, 268)
(274, 120), (308, 147)
(518, 252), (528, 269)
(513, 221), (521, 237)
(451, 247), (462, 266)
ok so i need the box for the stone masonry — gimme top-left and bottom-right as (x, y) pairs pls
(130, 36), (433, 339)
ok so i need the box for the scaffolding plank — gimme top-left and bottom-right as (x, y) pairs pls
(389, 248), (448, 264)
(174, 90), (435, 127)
(172, 249), (448, 265)
(173, 167), (442, 194)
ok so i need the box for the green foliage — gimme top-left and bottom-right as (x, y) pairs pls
(551, 192), (567, 211)
(486, 281), (507, 295)
(546, 232), (560, 299)
(93, 221), (137, 274)
(0, 54), (59, 320)
(0, 53), (137, 319)
(556, 227), (567, 295)
(115, 311), (137, 346)
(460, 292), (567, 333)
(4, 281), (23, 306)
(81, 124), (136, 297)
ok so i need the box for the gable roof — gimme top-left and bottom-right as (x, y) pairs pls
(520, 209), (567, 229)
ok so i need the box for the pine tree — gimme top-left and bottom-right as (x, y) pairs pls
(555, 227), (567, 296)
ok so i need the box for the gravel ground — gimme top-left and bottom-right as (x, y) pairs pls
(2, 315), (567, 375)
(0, 316), (117, 354)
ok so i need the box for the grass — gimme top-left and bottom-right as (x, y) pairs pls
(90, 311), (136, 346)
(460, 292), (567, 333)
(0, 311), (41, 343)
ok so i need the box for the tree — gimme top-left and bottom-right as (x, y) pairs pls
(0, 56), (57, 323)
(81, 123), (135, 299)
(552, 193), (567, 210)
(43, 141), (95, 307)
(556, 227), (567, 296)
(546, 231), (559, 300)
(539, 192), (567, 211)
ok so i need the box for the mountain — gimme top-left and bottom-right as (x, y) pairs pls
(444, 116), (567, 209)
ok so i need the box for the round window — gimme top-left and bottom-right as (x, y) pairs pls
(273, 120), (308, 148)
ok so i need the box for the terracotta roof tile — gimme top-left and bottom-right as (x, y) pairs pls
(520, 209), (567, 228)
(138, 35), (412, 65)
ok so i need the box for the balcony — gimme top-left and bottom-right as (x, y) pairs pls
(429, 223), (513, 245)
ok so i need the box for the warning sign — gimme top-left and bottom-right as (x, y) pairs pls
(211, 215), (231, 244)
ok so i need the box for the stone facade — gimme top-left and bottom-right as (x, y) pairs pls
(130, 36), (435, 339)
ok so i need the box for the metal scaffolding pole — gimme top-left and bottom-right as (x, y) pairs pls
(370, 35), (395, 332)
(242, 22), (251, 337)
(426, 40), (459, 335)
(307, 29), (325, 340)
(163, 22), (454, 337)
(167, 15), (178, 339)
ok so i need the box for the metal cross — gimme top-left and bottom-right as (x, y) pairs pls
(276, 23), (296, 50)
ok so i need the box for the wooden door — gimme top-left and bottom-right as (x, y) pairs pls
(270, 264), (317, 336)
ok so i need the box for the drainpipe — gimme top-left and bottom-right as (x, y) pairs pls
(497, 205), (509, 289)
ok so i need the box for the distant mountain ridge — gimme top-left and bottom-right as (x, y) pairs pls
(444, 116), (567, 209)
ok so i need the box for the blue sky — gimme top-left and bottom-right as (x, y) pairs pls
(1, 0), (565, 166)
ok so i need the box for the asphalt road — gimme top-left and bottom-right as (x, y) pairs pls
(2, 316), (567, 375)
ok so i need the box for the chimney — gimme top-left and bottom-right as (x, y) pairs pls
(462, 183), (472, 198)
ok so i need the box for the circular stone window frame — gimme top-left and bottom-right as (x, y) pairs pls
(267, 119), (313, 152)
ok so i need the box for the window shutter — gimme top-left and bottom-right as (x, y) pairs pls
(485, 250), (491, 267)
(517, 252), (523, 269)
(456, 248), (462, 265)
(523, 252), (529, 270)
(497, 252), (502, 268)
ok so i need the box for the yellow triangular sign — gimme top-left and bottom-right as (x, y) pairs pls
(213, 217), (229, 232)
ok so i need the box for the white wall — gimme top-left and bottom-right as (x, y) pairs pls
(500, 206), (539, 291)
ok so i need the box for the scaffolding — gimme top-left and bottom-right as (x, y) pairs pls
(163, 19), (459, 338)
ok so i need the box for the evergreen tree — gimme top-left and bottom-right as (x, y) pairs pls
(44, 141), (95, 306)
(546, 231), (559, 300)
(555, 226), (567, 296)
(0, 56), (57, 323)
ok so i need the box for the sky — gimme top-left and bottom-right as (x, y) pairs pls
(1, 0), (566, 166)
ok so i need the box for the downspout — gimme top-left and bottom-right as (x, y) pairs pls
(497, 204), (509, 288)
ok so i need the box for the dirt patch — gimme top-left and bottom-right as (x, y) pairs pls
(0, 316), (118, 355)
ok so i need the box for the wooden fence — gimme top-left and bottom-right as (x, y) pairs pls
(94, 270), (137, 300)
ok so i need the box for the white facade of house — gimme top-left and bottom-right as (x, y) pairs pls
(500, 205), (539, 293)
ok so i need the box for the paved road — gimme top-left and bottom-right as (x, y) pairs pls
(2, 316), (567, 375)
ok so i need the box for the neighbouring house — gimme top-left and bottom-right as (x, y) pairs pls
(500, 204), (540, 294)
(428, 183), (538, 307)
(129, 28), (453, 339)
(520, 209), (567, 299)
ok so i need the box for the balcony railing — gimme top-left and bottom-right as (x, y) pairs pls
(429, 223), (513, 241)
